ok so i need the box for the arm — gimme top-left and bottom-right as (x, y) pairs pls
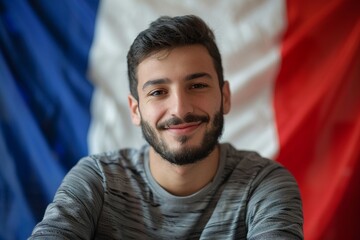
(246, 163), (303, 240)
(29, 157), (104, 239)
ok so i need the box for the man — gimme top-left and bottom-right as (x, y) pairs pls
(30, 15), (303, 239)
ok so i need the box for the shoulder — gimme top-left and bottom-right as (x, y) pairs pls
(221, 143), (291, 183)
(221, 143), (301, 210)
(220, 144), (303, 239)
(87, 145), (147, 164)
(65, 145), (149, 188)
(78, 145), (149, 171)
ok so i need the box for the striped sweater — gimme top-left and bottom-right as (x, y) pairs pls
(29, 143), (303, 239)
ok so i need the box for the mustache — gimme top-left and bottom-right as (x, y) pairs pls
(157, 114), (209, 130)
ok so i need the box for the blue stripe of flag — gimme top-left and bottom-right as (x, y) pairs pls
(0, 0), (99, 239)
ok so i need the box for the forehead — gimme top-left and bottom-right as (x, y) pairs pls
(137, 45), (217, 86)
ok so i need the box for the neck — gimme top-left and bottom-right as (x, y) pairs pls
(149, 145), (220, 196)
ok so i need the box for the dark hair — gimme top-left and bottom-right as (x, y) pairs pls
(127, 15), (224, 100)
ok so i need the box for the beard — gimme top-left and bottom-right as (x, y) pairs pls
(140, 111), (224, 166)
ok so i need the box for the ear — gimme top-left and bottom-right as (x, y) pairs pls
(128, 94), (141, 126)
(222, 81), (231, 114)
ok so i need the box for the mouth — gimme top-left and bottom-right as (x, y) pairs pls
(164, 121), (203, 134)
(157, 114), (209, 137)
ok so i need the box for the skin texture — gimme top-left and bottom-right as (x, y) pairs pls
(128, 44), (231, 196)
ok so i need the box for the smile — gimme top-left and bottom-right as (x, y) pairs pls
(164, 121), (202, 134)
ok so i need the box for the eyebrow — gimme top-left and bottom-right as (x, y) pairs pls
(142, 78), (170, 90)
(185, 72), (212, 81)
(142, 72), (213, 90)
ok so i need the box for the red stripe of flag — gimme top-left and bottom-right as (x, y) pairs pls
(274, 0), (360, 239)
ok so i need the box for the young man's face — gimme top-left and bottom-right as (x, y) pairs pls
(129, 44), (231, 165)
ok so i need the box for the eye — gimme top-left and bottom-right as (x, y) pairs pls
(149, 89), (167, 97)
(190, 83), (208, 89)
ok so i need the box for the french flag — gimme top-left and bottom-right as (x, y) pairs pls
(0, 0), (359, 239)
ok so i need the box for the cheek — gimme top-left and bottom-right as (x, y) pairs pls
(139, 103), (166, 125)
(199, 95), (222, 114)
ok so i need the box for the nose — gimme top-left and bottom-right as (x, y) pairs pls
(168, 89), (194, 118)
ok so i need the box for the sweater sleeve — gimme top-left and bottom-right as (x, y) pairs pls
(28, 157), (105, 240)
(246, 162), (304, 240)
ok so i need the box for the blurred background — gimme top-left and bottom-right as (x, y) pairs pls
(0, 0), (359, 239)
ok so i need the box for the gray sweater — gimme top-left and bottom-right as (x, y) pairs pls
(29, 143), (303, 239)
